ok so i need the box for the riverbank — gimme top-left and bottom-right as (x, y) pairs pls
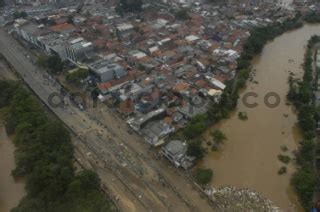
(287, 35), (320, 211)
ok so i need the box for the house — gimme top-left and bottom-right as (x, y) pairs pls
(185, 35), (200, 43)
(50, 23), (75, 34)
(141, 119), (175, 146)
(127, 108), (166, 131)
(89, 59), (127, 82)
(162, 140), (195, 169)
(116, 23), (134, 37)
(205, 75), (226, 90)
(208, 89), (223, 103)
(178, 95), (209, 119)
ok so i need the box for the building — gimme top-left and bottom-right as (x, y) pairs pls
(127, 108), (166, 131)
(162, 140), (195, 169)
(14, 22), (48, 50)
(89, 59), (127, 82)
(116, 23), (134, 37)
(66, 37), (93, 63)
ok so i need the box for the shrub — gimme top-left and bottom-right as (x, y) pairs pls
(278, 154), (291, 164)
(278, 167), (287, 175)
(195, 169), (213, 185)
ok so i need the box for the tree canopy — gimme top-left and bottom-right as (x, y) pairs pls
(195, 168), (213, 186)
(0, 80), (114, 212)
(116, 0), (143, 14)
(37, 54), (63, 73)
(287, 36), (320, 211)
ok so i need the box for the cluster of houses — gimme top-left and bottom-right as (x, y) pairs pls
(2, 0), (318, 169)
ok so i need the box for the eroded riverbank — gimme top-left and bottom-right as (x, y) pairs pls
(201, 24), (320, 211)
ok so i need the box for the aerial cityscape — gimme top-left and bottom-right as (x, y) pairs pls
(1, 0), (320, 211)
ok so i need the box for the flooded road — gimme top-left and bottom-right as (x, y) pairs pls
(0, 122), (25, 212)
(202, 24), (320, 211)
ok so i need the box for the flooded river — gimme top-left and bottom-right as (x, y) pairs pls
(0, 123), (25, 212)
(202, 24), (320, 211)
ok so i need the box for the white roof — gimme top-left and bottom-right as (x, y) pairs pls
(158, 38), (171, 45)
(211, 78), (225, 90)
(185, 35), (200, 42)
(82, 42), (92, 47)
(70, 37), (84, 44)
(225, 49), (238, 56)
(208, 89), (222, 96)
(133, 52), (147, 59)
(205, 76), (226, 90)
(117, 23), (134, 31)
(157, 18), (169, 25)
(149, 46), (159, 53)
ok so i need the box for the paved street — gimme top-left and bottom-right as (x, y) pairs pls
(0, 28), (215, 212)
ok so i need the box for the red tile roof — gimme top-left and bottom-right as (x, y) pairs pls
(50, 23), (75, 32)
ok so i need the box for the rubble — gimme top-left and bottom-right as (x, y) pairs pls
(205, 186), (281, 211)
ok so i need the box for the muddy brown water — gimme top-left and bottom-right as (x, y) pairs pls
(201, 24), (320, 211)
(0, 123), (25, 212)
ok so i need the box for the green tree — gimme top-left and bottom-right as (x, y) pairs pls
(37, 54), (63, 73)
(116, 0), (143, 14)
(36, 54), (49, 68)
(211, 129), (227, 146)
(66, 68), (89, 85)
(47, 55), (63, 73)
(13, 11), (28, 19)
(175, 9), (190, 20)
(296, 140), (315, 167)
(0, 80), (114, 212)
(291, 168), (316, 210)
(195, 168), (213, 185)
(187, 140), (205, 160)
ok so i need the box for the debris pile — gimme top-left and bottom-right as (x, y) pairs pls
(205, 186), (281, 211)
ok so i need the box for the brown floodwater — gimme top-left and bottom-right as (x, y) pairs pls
(202, 24), (320, 211)
(0, 123), (25, 212)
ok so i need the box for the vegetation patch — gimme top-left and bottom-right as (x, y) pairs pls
(210, 129), (227, 150)
(66, 68), (89, 85)
(187, 140), (205, 160)
(37, 54), (63, 73)
(278, 154), (291, 164)
(195, 168), (213, 186)
(0, 80), (114, 212)
(238, 111), (248, 120)
(278, 166), (287, 175)
(287, 35), (320, 210)
(174, 9), (190, 20)
(280, 145), (288, 152)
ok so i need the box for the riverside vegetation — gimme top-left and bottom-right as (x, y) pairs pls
(287, 35), (320, 210)
(0, 80), (114, 212)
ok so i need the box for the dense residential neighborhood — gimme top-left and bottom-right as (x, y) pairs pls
(0, 0), (307, 150)
(2, 0), (320, 211)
